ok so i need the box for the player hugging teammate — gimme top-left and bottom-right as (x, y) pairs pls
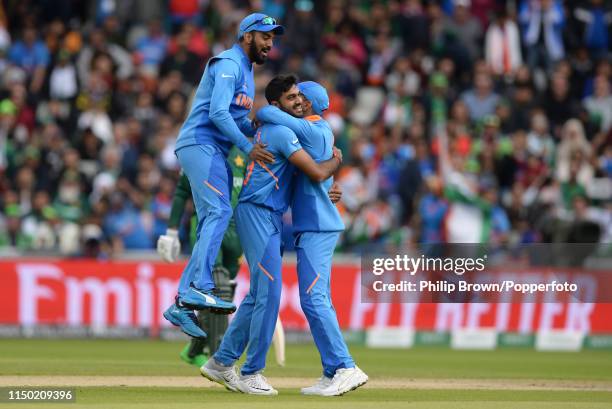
(157, 12), (367, 397)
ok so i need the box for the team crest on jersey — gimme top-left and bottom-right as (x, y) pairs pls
(234, 93), (253, 109)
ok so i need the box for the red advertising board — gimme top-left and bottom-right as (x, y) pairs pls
(1, 260), (611, 334)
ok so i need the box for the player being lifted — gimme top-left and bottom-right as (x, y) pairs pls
(158, 147), (244, 365)
(157, 147), (286, 367)
(256, 81), (368, 396)
(162, 13), (284, 338)
(201, 75), (343, 395)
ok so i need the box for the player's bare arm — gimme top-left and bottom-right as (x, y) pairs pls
(288, 148), (341, 183)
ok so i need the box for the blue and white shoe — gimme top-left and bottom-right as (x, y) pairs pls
(163, 301), (207, 339)
(181, 285), (236, 314)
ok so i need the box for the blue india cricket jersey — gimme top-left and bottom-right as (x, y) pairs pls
(239, 124), (302, 212)
(175, 44), (256, 157)
(256, 107), (345, 233)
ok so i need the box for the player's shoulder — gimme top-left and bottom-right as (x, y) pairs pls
(263, 123), (296, 137)
(263, 124), (299, 146)
(263, 122), (295, 135)
(316, 118), (333, 132)
(209, 54), (242, 76)
(305, 118), (333, 141)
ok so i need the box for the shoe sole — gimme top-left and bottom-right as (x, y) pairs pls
(337, 377), (368, 396)
(242, 389), (278, 396)
(200, 367), (242, 393)
(181, 302), (237, 314)
(317, 376), (369, 397)
(163, 311), (206, 339)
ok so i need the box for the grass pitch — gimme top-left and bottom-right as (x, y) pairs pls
(0, 338), (611, 408)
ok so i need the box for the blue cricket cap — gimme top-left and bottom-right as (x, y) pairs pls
(238, 13), (285, 39)
(297, 81), (329, 115)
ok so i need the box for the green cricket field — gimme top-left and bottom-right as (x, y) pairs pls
(0, 339), (611, 409)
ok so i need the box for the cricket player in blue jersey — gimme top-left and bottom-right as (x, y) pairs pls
(254, 81), (368, 396)
(201, 75), (343, 395)
(163, 13), (285, 339)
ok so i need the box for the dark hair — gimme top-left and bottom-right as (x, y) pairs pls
(265, 74), (299, 104)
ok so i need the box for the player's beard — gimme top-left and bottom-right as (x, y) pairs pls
(249, 40), (268, 65)
(279, 100), (303, 117)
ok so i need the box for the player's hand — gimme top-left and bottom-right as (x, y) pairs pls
(332, 146), (343, 163)
(328, 182), (342, 203)
(157, 228), (181, 262)
(250, 143), (275, 164)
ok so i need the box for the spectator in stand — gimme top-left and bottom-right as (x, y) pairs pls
(423, 72), (453, 130)
(54, 171), (88, 225)
(574, 0), (612, 59)
(324, 19), (367, 76)
(48, 49), (79, 101)
(556, 119), (594, 189)
(366, 30), (401, 86)
(8, 26), (50, 93)
(0, 191), (28, 248)
(77, 28), (133, 85)
(262, 0), (287, 21)
(460, 71), (500, 122)
(0, 2), (608, 255)
(392, 0), (430, 52)
(284, 0), (323, 62)
(76, 70), (114, 144)
(21, 190), (57, 250)
(166, 21), (209, 59)
(14, 166), (36, 215)
(445, 0), (482, 64)
(506, 68), (537, 132)
(518, 0), (565, 71)
(485, 9), (522, 77)
(103, 191), (152, 251)
(583, 75), (612, 134)
(541, 71), (580, 134)
(160, 29), (203, 85)
(386, 54), (422, 100)
(482, 183), (511, 246)
(526, 110), (555, 165)
(168, 0), (202, 31)
(418, 175), (448, 243)
(80, 223), (108, 259)
(91, 144), (120, 205)
(134, 19), (168, 74)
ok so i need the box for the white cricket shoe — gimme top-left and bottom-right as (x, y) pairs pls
(301, 376), (333, 395)
(200, 360), (243, 393)
(318, 366), (368, 396)
(239, 373), (278, 395)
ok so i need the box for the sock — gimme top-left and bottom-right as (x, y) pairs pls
(209, 358), (231, 370)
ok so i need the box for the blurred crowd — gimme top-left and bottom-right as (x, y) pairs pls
(0, 0), (610, 258)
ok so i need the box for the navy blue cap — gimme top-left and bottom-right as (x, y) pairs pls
(297, 81), (329, 115)
(238, 13), (285, 39)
